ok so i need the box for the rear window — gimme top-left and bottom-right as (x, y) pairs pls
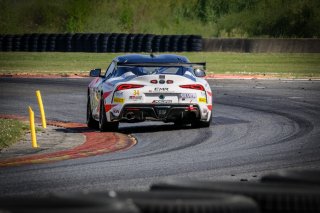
(114, 66), (193, 77)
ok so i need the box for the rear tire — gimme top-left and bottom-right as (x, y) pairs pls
(192, 114), (212, 128)
(99, 99), (119, 132)
(87, 96), (99, 129)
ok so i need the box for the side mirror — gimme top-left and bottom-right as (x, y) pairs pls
(194, 68), (206, 77)
(89, 68), (101, 77)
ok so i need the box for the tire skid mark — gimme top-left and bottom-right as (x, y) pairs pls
(216, 101), (314, 149)
(0, 115), (136, 167)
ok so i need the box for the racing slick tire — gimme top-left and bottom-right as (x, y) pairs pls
(99, 99), (119, 132)
(87, 96), (99, 129)
(192, 115), (212, 128)
(151, 179), (320, 213)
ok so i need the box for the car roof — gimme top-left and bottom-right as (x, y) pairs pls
(114, 54), (190, 64)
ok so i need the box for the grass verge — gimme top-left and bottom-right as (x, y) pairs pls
(0, 119), (28, 150)
(0, 52), (320, 78)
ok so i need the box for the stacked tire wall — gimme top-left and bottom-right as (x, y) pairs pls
(0, 33), (202, 52)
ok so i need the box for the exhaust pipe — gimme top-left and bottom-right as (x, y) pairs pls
(125, 112), (135, 120)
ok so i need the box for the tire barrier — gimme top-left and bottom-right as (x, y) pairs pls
(0, 33), (202, 52)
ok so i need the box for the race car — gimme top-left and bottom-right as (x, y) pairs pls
(87, 54), (213, 131)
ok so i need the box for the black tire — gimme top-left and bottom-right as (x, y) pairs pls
(125, 34), (136, 52)
(261, 169), (320, 186)
(152, 179), (320, 213)
(98, 33), (110, 52)
(173, 119), (187, 126)
(75, 33), (84, 52)
(107, 33), (119, 52)
(3, 34), (13, 51)
(99, 99), (119, 132)
(112, 191), (259, 213)
(178, 35), (190, 52)
(83, 34), (92, 52)
(65, 33), (73, 52)
(0, 35), (3, 51)
(46, 34), (57, 51)
(152, 35), (161, 52)
(87, 95), (99, 129)
(160, 35), (170, 52)
(0, 193), (140, 213)
(169, 35), (181, 52)
(133, 34), (144, 52)
(142, 34), (154, 52)
(55, 34), (64, 52)
(38, 34), (48, 52)
(192, 114), (212, 128)
(116, 33), (127, 52)
(90, 33), (100, 52)
(188, 35), (202, 52)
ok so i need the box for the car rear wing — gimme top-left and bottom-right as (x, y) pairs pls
(116, 62), (206, 70)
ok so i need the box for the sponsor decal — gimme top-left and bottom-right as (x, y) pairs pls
(113, 97), (124, 103)
(129, 96), (142, 101)
(133, 90), (140, 96)
(198, 97), (207, 103)
(112, 108), (120, 114)
(154, 88), (169, 92)
(180, 93), (196, 99)
(114, 91), (123, 97)
(152, 100), (172, 103)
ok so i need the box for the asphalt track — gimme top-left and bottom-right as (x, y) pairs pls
(0, 77), (319, 197)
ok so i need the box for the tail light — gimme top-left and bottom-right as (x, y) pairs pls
(179, 84), (205, 91)
(116, 84), (144, 91)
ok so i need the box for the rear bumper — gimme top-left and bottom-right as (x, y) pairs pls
(111, 104), (201, 122)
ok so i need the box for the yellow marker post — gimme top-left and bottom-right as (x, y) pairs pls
(29, 106), (38, 148)
(36, 90), (47, 128)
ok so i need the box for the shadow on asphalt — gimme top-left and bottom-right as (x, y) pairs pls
(53, 116), (248, 134)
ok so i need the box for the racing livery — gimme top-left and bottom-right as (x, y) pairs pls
(87, 54), (213, 131)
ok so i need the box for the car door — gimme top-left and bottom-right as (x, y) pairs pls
(91, 61), (116, 118)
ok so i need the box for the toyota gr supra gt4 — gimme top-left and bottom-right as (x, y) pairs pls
(87, 54), (213, 131)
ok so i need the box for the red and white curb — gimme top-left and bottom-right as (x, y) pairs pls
(0, 115), (136, 167)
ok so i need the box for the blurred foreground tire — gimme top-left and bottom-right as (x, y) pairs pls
(151, 179), (320, 213)
(0, 193), (140, 213)
(261, 169), (320, 186)
(92, 190), (259, 213)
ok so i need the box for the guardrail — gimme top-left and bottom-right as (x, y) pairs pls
(0, 33), (202, 52)
(202, 38), (320, 53)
